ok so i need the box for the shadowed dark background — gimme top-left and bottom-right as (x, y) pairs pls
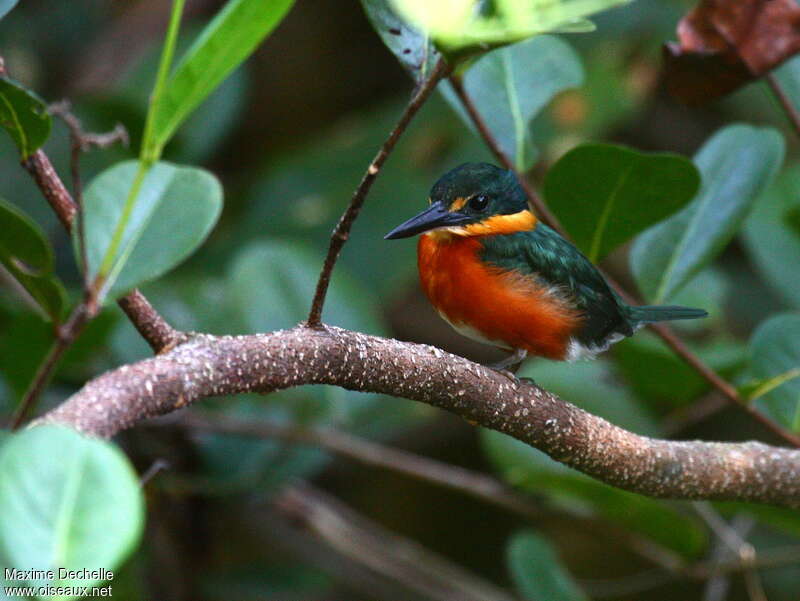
(2, 1), (800, 600)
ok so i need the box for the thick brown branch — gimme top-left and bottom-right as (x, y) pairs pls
(21, 149), (181, 353)
(40, 325), (800, 507)
(307, 58), (451, 326)
(447, 74), (800, 448)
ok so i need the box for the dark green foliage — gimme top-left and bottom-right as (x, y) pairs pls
(544, 143), (700, 262)
(507, 531), (588, 601)
(0, 77), (51, 159)
(0, 198), (65, 322)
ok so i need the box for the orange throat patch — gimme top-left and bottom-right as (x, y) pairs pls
(417, 231), (581, 360)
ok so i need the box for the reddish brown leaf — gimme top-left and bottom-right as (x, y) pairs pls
(664, 0), (800, 104)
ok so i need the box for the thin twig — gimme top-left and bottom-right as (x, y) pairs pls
(448, 72), (800, 448)
(307, 57), (452, 326)
(694, 505), (763, 601)
(586, 543), (800, 598)
(140, 458), (170, 487)
(48, 100), (128, 286)
(10, 303), (91, 429)
(176, 410), (687, 572)
(448, 75), (566, 232)
(766, 72), (800, 139)
(179, 410), (545, 519)
(274, 482), (521, 601)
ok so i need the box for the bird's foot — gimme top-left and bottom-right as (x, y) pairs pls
(487, 348), (528, 383)
(488, 348), (528, 371)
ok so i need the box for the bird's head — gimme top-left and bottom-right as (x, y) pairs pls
(384, 162), (535, 240)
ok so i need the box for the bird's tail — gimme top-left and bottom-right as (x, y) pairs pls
(626, 304), (708, 324)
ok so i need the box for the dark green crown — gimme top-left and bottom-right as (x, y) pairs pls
(430, 163), (527, 216)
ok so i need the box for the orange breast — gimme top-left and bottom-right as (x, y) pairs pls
(418, 233), (582, 360)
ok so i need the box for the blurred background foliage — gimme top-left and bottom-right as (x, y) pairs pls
(2, 0), (800, 600)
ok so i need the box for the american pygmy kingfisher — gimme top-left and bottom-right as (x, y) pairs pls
(385, 163), (707, 368)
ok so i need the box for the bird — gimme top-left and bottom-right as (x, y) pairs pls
(384, 162), (707, 369)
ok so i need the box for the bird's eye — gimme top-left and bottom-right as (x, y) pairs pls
(468, 195), (489, 211)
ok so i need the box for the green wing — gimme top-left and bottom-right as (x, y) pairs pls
(479, 224), (633, 347)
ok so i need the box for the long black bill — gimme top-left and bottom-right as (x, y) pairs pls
(384, 201), (471, 240)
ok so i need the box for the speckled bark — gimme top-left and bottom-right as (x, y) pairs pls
(40, 325), (800, 507)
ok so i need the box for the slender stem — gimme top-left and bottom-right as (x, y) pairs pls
(96, 159), (149, 279)
(274, 483), (521, 601)
(10, 303), (91, 429)
(139, 458), (170, 487)
(48, 100), (129, 289)
(449, 72), (800, 448)
(141, 0), (185, 162)
(97, 0), (184, 282)
(307, 58), (452, 326)
(766, 72), (800, 139)
(448, 74), (566, 233)
(179, 412), (548, 520)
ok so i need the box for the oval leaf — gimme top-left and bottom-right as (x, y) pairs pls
(742, 166), (800, 309)
(0, 77), (51, 159)
(749, 314), (800, 430)
(545, 143), (700, 262)
(507, 531), (587, 601)
(0, 198), (65, 322)
(0, 0), (18, 20)
(442, 35), (583, 171)
(631, 124), (784, 303)
(0, 426), (143, 594)
(361, 0), (439, 84)
(80, 160), (222, 301)
(149, 0), (295, 151)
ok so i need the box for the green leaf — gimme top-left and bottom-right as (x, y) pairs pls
(441, 35), (583, 171)
(0, 77), (51, 159)
(482, 429), (706, 557)
(80, 160), (222, 301)
(545, 144), (700, 262)
(392, 0), (631, 52)
(631, 124), (784, 303)
(361, 0), (439, 84)
(507, 531), (587, 601)
(774, 55), (800, 112)
(149, 0), (295, 151)
(742, 165), (800, 309)
(616, 335), (746, 409)
(0, 0), (18, 20)
(230, 240), (384, 335)
(749, 314), (800, 430)
(0, 198), (66, 322)
(0, 426), (143, 595)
